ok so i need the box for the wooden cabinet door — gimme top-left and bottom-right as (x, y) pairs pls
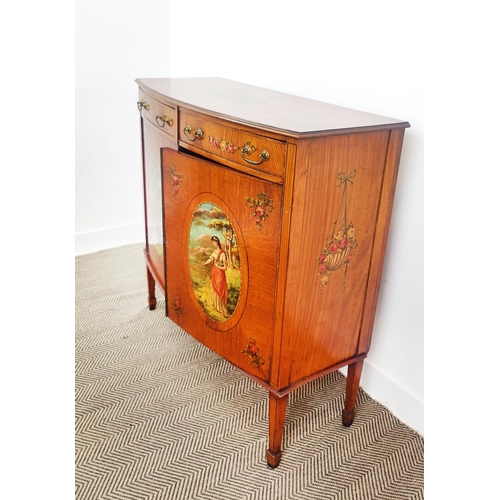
(142, 119), (176, 290)
(162, 148), (283, 381)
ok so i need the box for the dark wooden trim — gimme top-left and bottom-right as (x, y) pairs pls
(243, 353), (367, 398)
(270, 142), (297, 390)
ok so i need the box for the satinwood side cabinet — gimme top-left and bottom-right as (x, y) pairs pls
(136, 77), (409, 467)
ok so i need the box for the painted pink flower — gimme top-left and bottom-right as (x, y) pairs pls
(255, 218), (261, 225)
(348, 255), (353, 261)
(172, 175), (180, 186)
(330, 242), (339, 253)
(208, 136), (213, 145)
(319, 254), (326, 263)
(227, 143), (236, 153)
(340, 238), (348, 249)
(255, 207), (265, 217)
(319, 264), (327, 274)
(214, 139), (220, 149)
(247, 343), (258, 354)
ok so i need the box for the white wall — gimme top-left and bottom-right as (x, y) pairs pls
(75, 0), (170, 254)
(76, 0), (423, 434)
(167, 0), (424, 434)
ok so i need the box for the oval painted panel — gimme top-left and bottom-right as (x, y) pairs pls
(188, 202), (242, 323)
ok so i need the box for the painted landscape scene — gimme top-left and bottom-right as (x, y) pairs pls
(188, 202), (242, 322)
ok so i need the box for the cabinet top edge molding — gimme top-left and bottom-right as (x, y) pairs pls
(135, 77), (410, 137)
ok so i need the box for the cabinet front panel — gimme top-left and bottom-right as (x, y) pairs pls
(178, 109), (286, 179)
(162, 148), (282, 381)
(142, 119), (176, 290)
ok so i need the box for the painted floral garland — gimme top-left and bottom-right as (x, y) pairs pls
(317, 170), (359, 288)
(247, 192), (274, 230)
(241, 338), (265, 368)
(208, 135), (239, 154)
(167, 165), (183, 197)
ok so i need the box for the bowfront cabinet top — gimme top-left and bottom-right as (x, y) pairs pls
(136, 77), (409, 467)
(137, 77), (409, 137)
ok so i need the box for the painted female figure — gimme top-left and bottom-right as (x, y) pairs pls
(203, 236), (229, 318)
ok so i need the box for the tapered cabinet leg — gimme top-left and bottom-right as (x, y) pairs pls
(266, 393), (288, 468)
(146, 265), (157, 310)
(342, 359), (364, 427)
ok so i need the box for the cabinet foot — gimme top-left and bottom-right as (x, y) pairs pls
(267, 393), (288, 468)
(266, 449), (283, 469)
(342, 359), (364, 427)
(342, 409), (355, 427)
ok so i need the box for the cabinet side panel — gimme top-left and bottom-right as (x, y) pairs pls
(282, 132), (391, 387)
(142, 119), (177, 290)
(357, 128), (406, 354)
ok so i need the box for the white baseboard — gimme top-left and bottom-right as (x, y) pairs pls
(75, 223), (144, 256)
(340, 359), (424, 436)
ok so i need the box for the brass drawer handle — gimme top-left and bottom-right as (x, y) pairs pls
(156, 114), (174, 128)
(137, 100), (150, 111)
(241, 142), (270, 165)
(183, 124), (203, 141)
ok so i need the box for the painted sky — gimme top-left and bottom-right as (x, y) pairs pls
(188, 202), (230, 252)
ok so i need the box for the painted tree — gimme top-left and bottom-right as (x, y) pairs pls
(207, 211), (236, 269)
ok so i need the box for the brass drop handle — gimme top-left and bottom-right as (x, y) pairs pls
(240, 142), (270, 165)
(156, 114), (174, 128)
(137, 100), (150, 111)
(183, 124), (203, 141)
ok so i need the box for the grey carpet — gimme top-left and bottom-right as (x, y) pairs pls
(75, 243), (424, 500)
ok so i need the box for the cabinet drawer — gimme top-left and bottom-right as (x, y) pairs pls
(138, 89), (176, 137)
(179, 109), (286, 179)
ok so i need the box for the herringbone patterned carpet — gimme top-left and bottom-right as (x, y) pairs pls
(75, 244), (424, 500)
